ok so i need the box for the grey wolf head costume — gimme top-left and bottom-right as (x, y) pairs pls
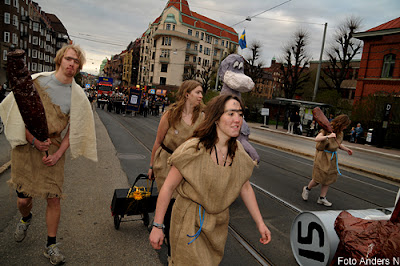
(218, 54), (260, 163)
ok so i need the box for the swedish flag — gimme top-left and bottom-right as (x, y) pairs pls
(239, 30), (247, 49)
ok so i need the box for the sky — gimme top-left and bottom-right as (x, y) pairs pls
(35, 0), (400, 75)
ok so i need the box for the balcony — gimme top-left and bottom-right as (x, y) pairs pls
(213, 43), (225, 50)
(153, 29), (199, 43)
(184, 61), (196, 68)
(185, 48), (198, 55)
(159, 57), (170, 63)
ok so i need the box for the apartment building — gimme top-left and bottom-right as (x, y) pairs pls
(138, 0), (238, 88)
(0, 0), (69, 85)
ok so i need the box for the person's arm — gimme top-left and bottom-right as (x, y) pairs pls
(315, 131), (336, 142)
(148, 111), (170, 179)
(149, 165), (183, 249)
(42, 127), (70, 166)
(26, 128), (51, 152)
(339, 143), (353, 155)
(240, 181), (271, 245)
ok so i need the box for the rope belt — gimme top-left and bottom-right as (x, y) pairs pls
(161, 143), (173, 154)
(187, 204), (205, 245)
(324, 150), (342, 176)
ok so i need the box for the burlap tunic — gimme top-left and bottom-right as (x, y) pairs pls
(312, 130), (343, 186)
(153, 112), (204, 192)
(168, 138), (256, 265)
(8, 80), (69, 198)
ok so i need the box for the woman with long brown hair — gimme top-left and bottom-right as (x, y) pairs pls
(302, 114), (353, 206)
(149, 94), (271, 265)
(148, 79), (204, 256)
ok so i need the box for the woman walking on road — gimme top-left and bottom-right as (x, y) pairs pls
(149, 95), (271, 265)
(302, 114), (353, 206)
(148, 79), (204, 256)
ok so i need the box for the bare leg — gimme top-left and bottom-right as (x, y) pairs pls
(320, 185), (329, 198)
(17, 197), (33, 217)
(46, 198), (61, 237)
(306, 179), (319, 190)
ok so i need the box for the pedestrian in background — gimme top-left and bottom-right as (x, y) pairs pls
(148, 79), (204, 257)
(0, 44), (97, 265)
(302, 114), (353, 206)
(149, 94), (271, 265)
(354, 123), (363, 143)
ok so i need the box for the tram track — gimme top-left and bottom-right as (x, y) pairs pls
(101, 110), (278, 265)
(100, 110), (398, 265)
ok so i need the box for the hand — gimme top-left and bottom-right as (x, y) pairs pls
(42, 153), (60, 166)
(34, 138), (51, 152)
(257, 223), (272, 245)
(148, 168), (155, 180)
(149, 227), (164, 249)
(328, 132), (336, 139)
(347, 149), (353, 156)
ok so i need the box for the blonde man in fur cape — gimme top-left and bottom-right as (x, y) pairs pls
(0, 44), (97, 265)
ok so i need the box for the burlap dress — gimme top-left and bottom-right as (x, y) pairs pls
(168, 138), (256, 265)
(153, 112), (204, 192)
(8, 80), (69, 198)
(312, 130), (344, 186)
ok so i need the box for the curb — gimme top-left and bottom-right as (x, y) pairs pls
(249, 136), (400, 185)
(250, 125), (400, 160)
(0, 160), (11, 174)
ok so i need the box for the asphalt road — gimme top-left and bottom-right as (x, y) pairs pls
(0, 108), (399, 265)
(95, 109), (399, 265)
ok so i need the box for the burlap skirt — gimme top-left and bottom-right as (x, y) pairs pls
(9, 136), (66, 198)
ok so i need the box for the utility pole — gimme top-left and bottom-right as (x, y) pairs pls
(312, 22), (327, 102)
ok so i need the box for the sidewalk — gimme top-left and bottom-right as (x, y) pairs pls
(0, 112), (161, 265)
(247, 122), (400, 183)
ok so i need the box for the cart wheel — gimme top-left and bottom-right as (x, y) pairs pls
(142, 212), (150, 227)
(114, 215), (121, 230)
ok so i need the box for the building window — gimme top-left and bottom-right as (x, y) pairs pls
(13, 15), (18, 29)
(33, 22), (39, 32)
(161, 64), (168, 72)
(186, 42), (191, 49)
(152, 52), (155, 59)
(151, 64), (154, 72)
(160, 77), (166, 85)
(4, 12), (10, 24)
(3, 50), (8, 61)
(185, 55), (189, 61)
(166, 24), (171, 30)
(32, 36), (38, 45)
(31, 62), (37, 71)
(4, 32), (10, 43)
(199, 45), (203, 53)
(12, 33), (18, 44)
(381, 54), (396, 78)
(160, 49), (170, 58)
(193, 56), (196, 63)
(172, 25), (175, 31)
(214, 49), (217, 56)
(162, 37), (171, 46)
(5, 0), (10, 5)
(32, 49), (37, 58)
(195, 31), (199, 38)
(201, 32), (204, 40)
(221, 40), (225, 46)
(194, 44), (198, 51)
(198, 57), (201, 65)
(188, 29), (192, 36)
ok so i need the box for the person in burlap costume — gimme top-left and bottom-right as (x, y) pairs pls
(148, 80), (204, 256)
(149, 95), (271, 265)
(0, 44), (97, 265)
(301, 114), (353, 207)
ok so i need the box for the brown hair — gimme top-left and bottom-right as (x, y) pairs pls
(167, 80), (204, 129)
(331, 114), (351, 133)
(193, 94), (244, 160)
(54, 44), (86, 72)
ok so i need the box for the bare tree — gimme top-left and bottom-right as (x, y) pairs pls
(280, 29), (310, 99)
(321, 16), (363, 92)
(182, 64), (197, 81)
(200, 65), (214, 94)
(244, 41), (264, 82)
